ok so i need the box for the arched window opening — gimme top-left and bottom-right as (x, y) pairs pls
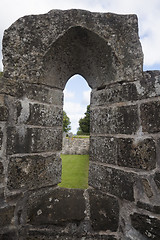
(59, 74), (91, 189)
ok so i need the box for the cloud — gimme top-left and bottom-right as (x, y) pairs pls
(64, 89), (75, 101)
(63, 101), (86, 134)
(1, 0), (160, 68)
(82, 90), (91, 105)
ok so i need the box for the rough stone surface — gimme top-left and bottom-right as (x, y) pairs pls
(141, 101), (160, 133)
(90, 136), (156, 170)
(89, 189), (119, 231)
(0, 206), (15, 227)
(7, 153), (61, 190)
(3, 9), (143, 88)
(25, 188), (85, 226)
(0, 105), (8, 121)
(25, 232), (117, 240)
(91, 82), (138, 106)
(117, 138), (156, 170)
(154, 172), (160, 189)
(89, 163), (135, 201)
(7, 127), (62, 154)
(0, 231), (18, 240)
(62, 137), (89, 155)
(137, 201), (160, 214)
(0, 128), (3, 149)
(131, 213), (160, 240)
(90, 105), (139, 134)
(90, 136), (117, 165)
(1, 8), (160, 240)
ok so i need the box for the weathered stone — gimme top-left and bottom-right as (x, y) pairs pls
(25, 188), (85, 226)
(137, 71), (160, 100)
(90, 136), (117, 164)
(89, 163), (135, 201)
(7, 127), (62, 154)
(0, 206), (15, 227)
(131, 213), (160, 240)
(0, 129), (3, 149)
(7, 153), (61, 190)
(137, 201), (160, 214)
(141, 101), (160, 133)
(0, 106), (8, 121)
(90, 105), (139, 134)
(154, 172), (160, 189)
(0, 231), (18, 240)
(23, 103), (62, 127)
(3, 10), (143, 87)
(89, 189), (119, 231)
(90, 136), (156, 170)
(25, 227), (117, 240)
(62, 137), (89, 155)
(91, 82), (138, 106)
(0, 161), (4, 183)
(25, 232), (117, 240)
(17, 83), (63, 105)
(117, 138), (156, 170)
(141, 178), (153, 198)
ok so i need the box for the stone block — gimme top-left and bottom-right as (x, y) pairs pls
(0, 161), (4, 184)
(131, 213), (160, 240)
(90, 136), (117, 164)
(140, 101), (160, 133)
(89, 163), (135, 201)
(7, 153), (61, 190)
(137, 71), (160, 100)
(90, 105), (139, 135)
(7, 127), (62, 154)
(17, 83), (63, 105)
(25, 232), (117, 240)
(25, 188), (85, 226)
(137, 201), (160, 214)
(27, 103), (63, 127)
(0, 106), (8, 121)
(91, 82), (138, 106)
(89, 189), (119, 231)
(117, 138), (156, 170)
(0, 128), (3, 150)
(0, 231), (18, 240)
(154, 172), (160, 189)
(0, 206), (15, 227)
(6, 97), (63, 127)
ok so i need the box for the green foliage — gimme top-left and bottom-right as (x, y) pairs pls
(58, 154), (89, 189)
(77, 105), (90, 135)
(0, 72), (3, 77)
(63, 111), (71, 133)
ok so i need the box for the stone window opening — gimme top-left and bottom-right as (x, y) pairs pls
(59, 74), (90, 189)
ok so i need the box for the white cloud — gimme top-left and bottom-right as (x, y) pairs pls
(82, 90), (91, 105)
(63, 101), (86, 134)
(1, 0), (160, 68)
(63, 89), (75, 101)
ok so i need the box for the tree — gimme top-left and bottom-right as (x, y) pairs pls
(63, 111), (71, 133)
(77, 105), (90, 135)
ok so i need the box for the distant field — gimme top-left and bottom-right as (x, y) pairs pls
(58, 155), (89, 189)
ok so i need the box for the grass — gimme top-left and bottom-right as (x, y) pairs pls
(58, 155), (89, 189)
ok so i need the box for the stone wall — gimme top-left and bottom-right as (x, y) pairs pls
(62, 137), (89, 155)
(0, 9), (160, 240)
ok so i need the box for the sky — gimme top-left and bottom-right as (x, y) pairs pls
(1, 0), (160, 133)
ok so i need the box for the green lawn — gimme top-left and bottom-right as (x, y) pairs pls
(58, 155), (89, 189)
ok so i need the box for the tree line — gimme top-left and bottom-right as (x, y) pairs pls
(63, 105), (90, 135)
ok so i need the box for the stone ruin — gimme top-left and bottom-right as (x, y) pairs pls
(0, 9), (160, 240)
(62, 133), (89, 155)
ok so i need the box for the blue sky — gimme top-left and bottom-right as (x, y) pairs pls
(0, 0), (160, 133)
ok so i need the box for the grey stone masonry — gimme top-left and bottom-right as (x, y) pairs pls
(1, 9), (160, 240)
(62, 136), (89, 155)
